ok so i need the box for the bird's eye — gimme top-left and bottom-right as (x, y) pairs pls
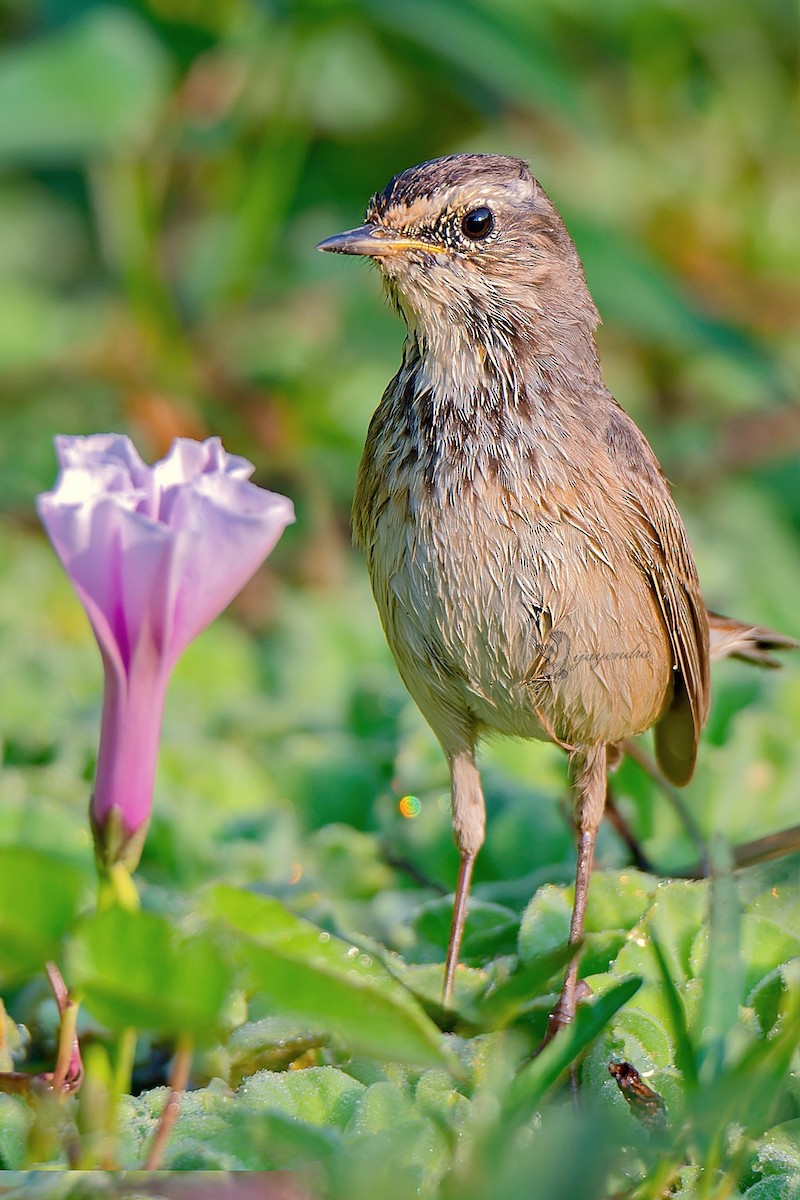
(461, 207), (494, 241)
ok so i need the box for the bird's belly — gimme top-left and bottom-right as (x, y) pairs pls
(367, 488), (672, 749)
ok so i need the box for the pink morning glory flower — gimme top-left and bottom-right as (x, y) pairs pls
(37, 434), (295, 871)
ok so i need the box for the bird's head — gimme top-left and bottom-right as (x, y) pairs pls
(317, 154), (599, 376)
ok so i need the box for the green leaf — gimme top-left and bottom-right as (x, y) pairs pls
(610, 1006), (674, 1073)
(0, 9), (171, 164)
(504, 976), (642, 1124)
(346, 1078), (451, 1185)
(238, 1064), (366, 1127)
(743, 1176), (798, 1199)
(66, 907), (232, 1038)
(649, 934), (698, 1090)
(582, 870), (660, 932)
(749, 966), (791, 1037)
(123, 1080), (345, 1171)
(462, 1100), (628, 1200)
(691, 973), (800, 1148)
(410, 895), (519, 963)
(517, 883), (572, 963)
(0, 847), (88, 984)
(746, 1118), (800, 1198)
(203, 885), (452, 1069)
(646, 880), (710, 981)
(696, 853), (742, 1080)
(214, 1016), (328, 1083)
(391, 960), (492, 1019)
(518, 870), (657, 973)
(570, 215), (778, 377)
(0, 1096), (30, 1171)
(373, 0), (584, 122)
(479, 942), (576, 1028)
(741, 887), (800, 997)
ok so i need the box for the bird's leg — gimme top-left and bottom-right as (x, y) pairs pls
(443, 853), (475, 1005)
(442, 750), (486, 1007)
(546, 744), (607, 1041)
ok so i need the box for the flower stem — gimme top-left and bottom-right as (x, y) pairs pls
(112, 1027), (137, 1105)
(144, 1034), (193, 1170)
(97, 861), (141, 913)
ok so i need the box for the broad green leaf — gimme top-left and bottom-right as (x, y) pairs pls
(123, 1082), (343, 1172)
(213, 1016), (328, 1084)
(345, 1079), (452, 1188)
(518, 870), (656, 973)
(466, 1099), (631, 1200)
(610, 1007), (674, 1073)
(391, 961), (491, 1017)
(203, 885), (451, 1068)
(125, 1070), (446, 1182)
(746, 1119), (800, 1198)
(216, 1109), (341, 1175)
(743, 1176), (798, 1199)
(412, 1066), (472, 1130)
(0, 10), (170, 163)
(0, 846), (88, 984)
(66, 908), (231, 1037)
(0, 1096), (29, 1171)
(410, 896), (519, 963)
(645, 880), (709, 981)
(518, 883), (572, 963)
(238, 1065), (365, 1128)
(202, 884), (381, 973)
(244, 942), (450, 1068)
(740, 887), (800, 997)
(309, 823), (395, 901)
(582, 871), (659, 931)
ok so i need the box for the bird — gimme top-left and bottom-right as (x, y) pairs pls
(317, 153), (797, 1035)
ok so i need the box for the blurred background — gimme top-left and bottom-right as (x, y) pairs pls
(0, 0), (799, 938)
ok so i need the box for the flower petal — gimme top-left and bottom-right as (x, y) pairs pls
(151, 436), (255, 497)
(164, 477), (295, 659)
(92, 652), (169, 844)
(54, 433), (149, 486)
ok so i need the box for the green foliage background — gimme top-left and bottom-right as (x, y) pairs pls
(0, 0), (799, 1195)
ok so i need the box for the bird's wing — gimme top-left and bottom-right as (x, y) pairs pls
(622, 484), (710, 785)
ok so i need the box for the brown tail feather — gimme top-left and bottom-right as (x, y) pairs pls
(707, 610), (799, 668)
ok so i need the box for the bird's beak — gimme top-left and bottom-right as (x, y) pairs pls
(316, 223), (435, 258)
